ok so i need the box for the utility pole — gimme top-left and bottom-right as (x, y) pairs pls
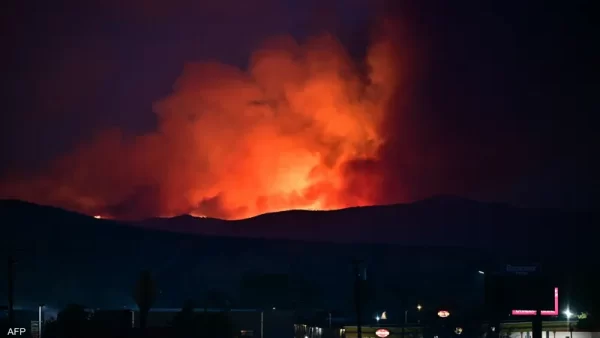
(532, 310), (542, 338)
(260, 310), (264, 338)
(569, 322), (574, 338)
(352, 259), (363, 338)
(7, 255), (15, 328)
(532, 272), (545, 338)
(404, 310), (408, 324)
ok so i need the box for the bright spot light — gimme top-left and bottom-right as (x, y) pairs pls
(564, 309), (573, 318)
(478, 271), (485, 275)
(93, 215), (102, 219)
(417, 305), (422, 311)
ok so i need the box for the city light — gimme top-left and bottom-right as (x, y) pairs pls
(564, 309), (573, 318)
(417, 304), (422, 311)
(478, 271), (485, 275)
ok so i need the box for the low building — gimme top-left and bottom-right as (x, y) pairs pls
(341, 321), (600, 338)
(498, 321), (599, 338)
(343, 325), (424, 338)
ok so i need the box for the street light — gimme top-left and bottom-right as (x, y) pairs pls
(38, 304), (45, 338)
(404, 305), (422, 324)
(415, 305), (423, 325)
(564, 309), (574, 338)
(478, 271), (485, 275)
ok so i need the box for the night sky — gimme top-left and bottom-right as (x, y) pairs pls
(1, 0), (596, 219)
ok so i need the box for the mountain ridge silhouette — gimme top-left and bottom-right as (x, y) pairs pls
(1, 196), (596, 309)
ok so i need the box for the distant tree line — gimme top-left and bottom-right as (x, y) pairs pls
(38, 269), (323, 338)
(42, 302), (236, 338)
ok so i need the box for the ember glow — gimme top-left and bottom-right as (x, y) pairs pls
(0, 25), (403, 220)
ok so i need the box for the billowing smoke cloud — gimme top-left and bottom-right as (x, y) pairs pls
(1, 23), (404, 220)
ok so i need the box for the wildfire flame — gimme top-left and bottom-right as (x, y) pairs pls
(0, 25), (402, 220)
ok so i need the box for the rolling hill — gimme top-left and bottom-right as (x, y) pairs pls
(1, 197), (597, 311)
(136, 195), (597, 251)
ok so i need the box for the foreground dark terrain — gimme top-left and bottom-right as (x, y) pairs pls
(1, 197), (598, 313)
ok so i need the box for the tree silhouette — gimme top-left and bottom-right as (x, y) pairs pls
(133, 269), (157, 332)
(576, 313), (599, 331)
(42, 304), (90, 338)
(170, 299), (236, 338)
(200, 311), (236, 338)
(171, 300), (200, 338)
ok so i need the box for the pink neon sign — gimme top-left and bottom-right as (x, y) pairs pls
(511, 287), (558, 316)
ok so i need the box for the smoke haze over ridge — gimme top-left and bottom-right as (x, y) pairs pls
(1, 0), (595, 219)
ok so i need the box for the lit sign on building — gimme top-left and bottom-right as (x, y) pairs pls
(437, 311), (450, 318)
(511, 287), (559, 316)
(376, 329), (390, 338)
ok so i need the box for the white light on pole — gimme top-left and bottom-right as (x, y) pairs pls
(38, 304), (44, 338)
(478, 271), (485, 275)
(564, 309), (575, 338)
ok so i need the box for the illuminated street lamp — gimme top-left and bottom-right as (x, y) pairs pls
(38, 304), (45, 338)
(404, 305), (422, 324)
(564, 309), (574, 338)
